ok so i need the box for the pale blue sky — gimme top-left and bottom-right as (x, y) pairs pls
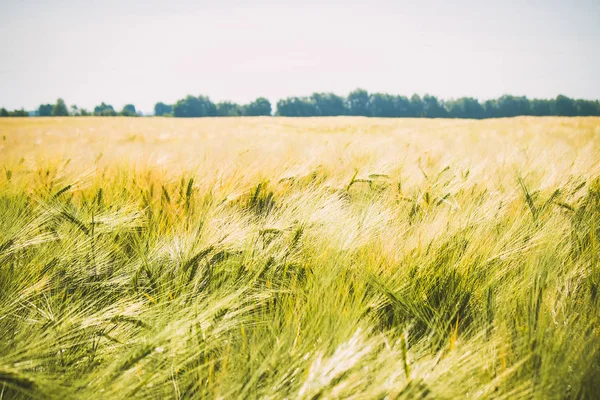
(1, 0), (599, 113)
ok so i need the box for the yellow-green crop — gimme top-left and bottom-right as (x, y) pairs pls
(0, 116), (599, 399)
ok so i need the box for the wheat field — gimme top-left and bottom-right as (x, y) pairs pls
(0, 116), (599, 399)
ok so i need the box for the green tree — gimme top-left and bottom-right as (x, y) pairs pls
(422, 95), (447, 118)
(38, 104), (53, 116)
(530, 99), (553, 116)
(310, 93), (346, 116)
(446, 97), (486, 119)
(120, 104), (137, 116)
(368, 93), (396, 117)
(368, 93), (411, 117)
(346, 89), (370, 116)
(554, 95), (577, 116)
(69, 105), (90, 116)
(173, 95), (217, 118)
(9, 109), (29, 117)
(154, 102), (173, 116)
(0, 108), (8, 117)
(52, 98), (69, 116)
(575, 99), (600, 116)
(393, 96), (412, 117)
(495, 95), (531, 117)
(216, 102), (243, 116)
(276, 97), (318, 117)
(94, 103), (117, 116)
(410, 94), (424, 117)
(483, 100), (498, 118)
(244, 97), (272, 116)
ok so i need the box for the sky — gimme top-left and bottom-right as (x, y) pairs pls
(1, 0), (599, 113)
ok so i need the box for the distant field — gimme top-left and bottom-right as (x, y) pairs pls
(1, 117), (599, 399)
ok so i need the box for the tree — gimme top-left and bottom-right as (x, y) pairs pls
(446, 97), (486, 119)
(52, 98), (69, 116)
(410, 94), (424, 117)
(173, 95), (217, 117)
(369, 94), (413, 117)
(12, 92), (597, 120)
(276, 97), (318, 116)
(216, 102), (243, 116)
(38, 104), (53, 116)
(483, 100), (498, 118)
(394, 96), (413, 117)
(9, 109), (28, 117)
(575, 99), (600, 116)
(346, 89), (370, 116)
(530, 99), (553, 116)
(495, 95), (531, 117)
(369, 93), (397, 117)
(310, 93), (346, 116)
(94, 103), (117, 116)
(554, 95), (577, 116)
(244, 97), (272, 116)
(0, 108), (8, 117)
(69, 105), (89, 116)
(120, 104), (137, 116)
(422, 95), (447, 118)
(154, 102), (173, 116)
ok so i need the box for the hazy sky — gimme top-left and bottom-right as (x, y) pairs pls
(1, 0), (599, 113)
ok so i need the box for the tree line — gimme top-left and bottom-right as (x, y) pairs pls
(275, 90), (600, 118)
(0, 99), (140, 117)
(1, 90), (599, 118)
(159, 96), (272, 117)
